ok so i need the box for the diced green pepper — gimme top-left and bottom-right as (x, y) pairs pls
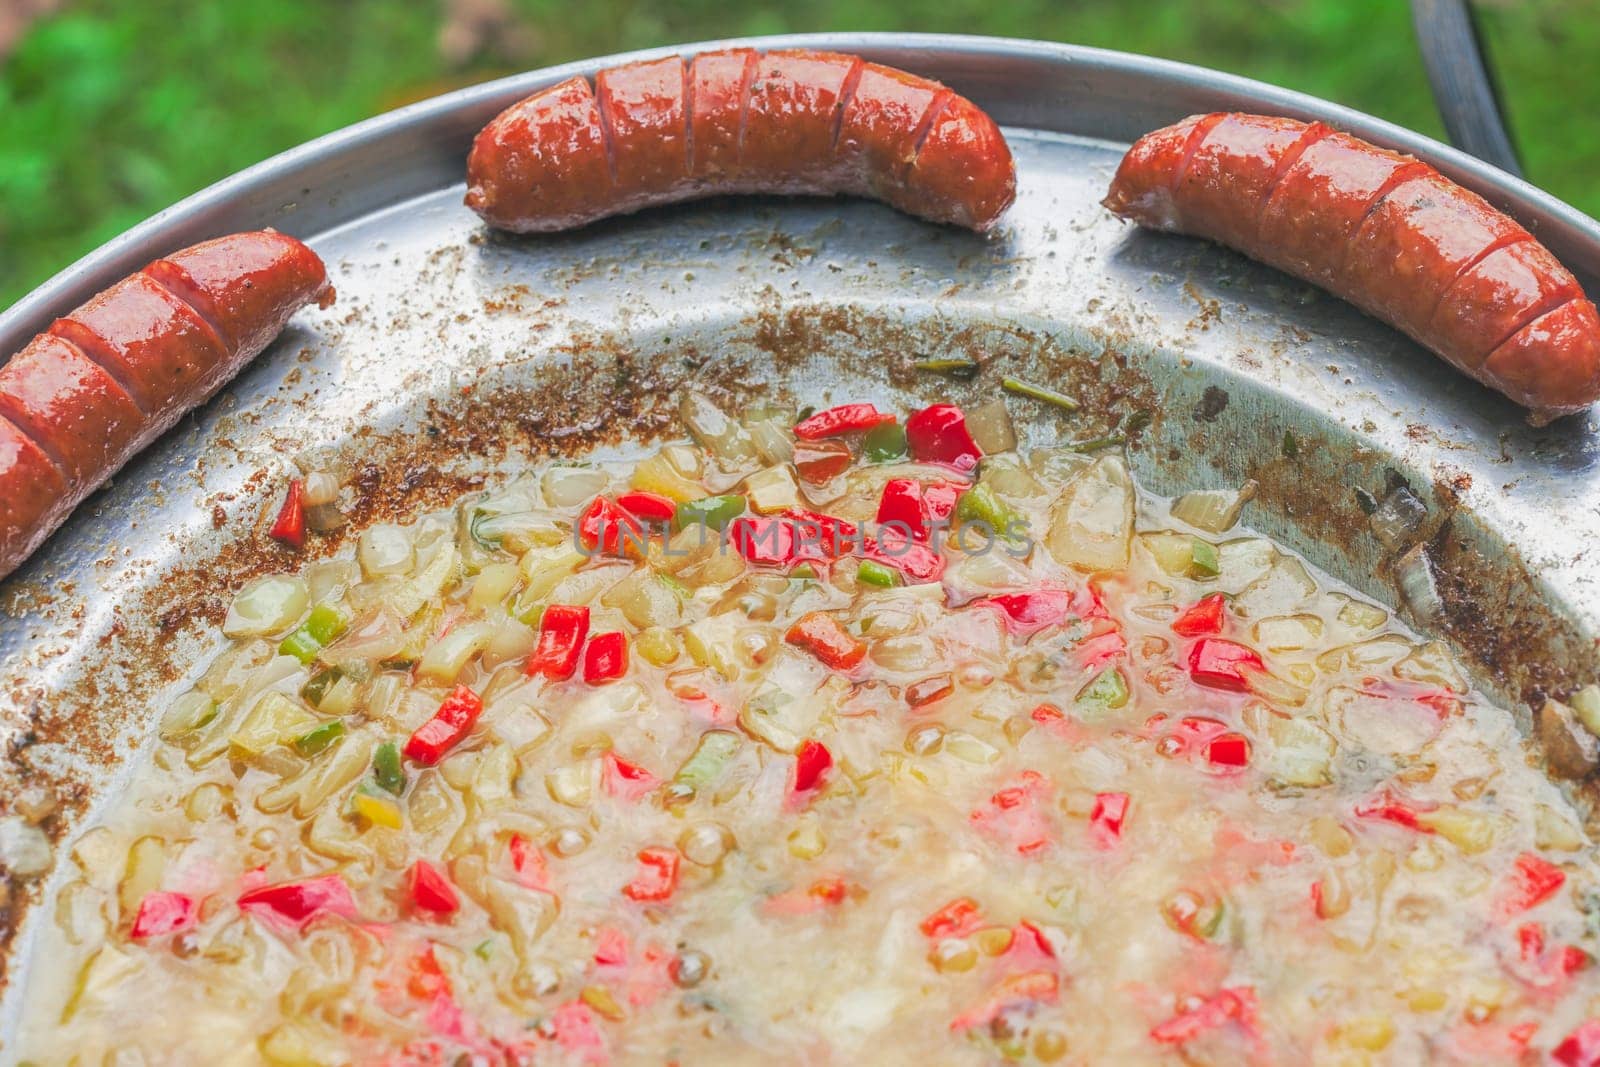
(278, 604), (349, 664)
(473, 939), (495, 960)
(293, 720), (345, 757)
(1188, 538), (1220, 579)
(1076, 667), (1130, 714)
(790, 563), (819, 581)
(230, 693), (318, 757)
(862, 421), (908, 462)
(670, 730), (741, 801)
(301, 667), (344, 709)
(856, 560), (902, 588)
(955, 484), (1018, 534)
(673, 494), (747, 532)
(373, 741), (406, 795)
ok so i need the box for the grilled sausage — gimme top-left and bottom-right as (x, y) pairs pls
(1103, 113), (1600, 423)
(0, 231), (334, 580)
(465, 49), (1016, 233)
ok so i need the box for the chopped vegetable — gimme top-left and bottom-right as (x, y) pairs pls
(1204, 732), (1251, 768)
(406, 860), (460, 915)
(793, 439), (853, 483)
(863, 420), (908, 462)
(602, 752), (660, 802)
(129, 891), (199, 941)
(582, 632), (629, 685)
(615, 490), (676, 524)
(856, 559), (901, 588)
(373, 741), (406, 795)
(793, 403), (895, 439)
(912, 356), (979, 378)
(238, 874), (356, 926)
(1186, 638), (1264, 692)
(268, 480), (307, 548)
(955, 483), (1018, 537)
(292, 720), (345, 758)
(905, 403), (981, 471)
(1002, 376), (1080, 412)
(790, 740), (833, 797)
(920, 898), (983, 939)
(402, 685), (483, 766)
(578, 496), (646, 557)
(526, 604), (590, 680)
(673, 494), (746, 532)
(785, 612), (866, 671)
(1089, 792), (1129, 848)
(1172, 594), (1227, 636)
(622, 847), (681, 902)
(671, 731), (740, 800)
(1149, 986), (1258, 1045)
(1497, 853), (1567, 919)
(876, 478), (929, 541)
(351, 786), (403, 829)
(278, 604), (349, 664)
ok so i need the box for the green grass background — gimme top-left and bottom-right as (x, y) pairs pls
(2, 0), (1595, 306)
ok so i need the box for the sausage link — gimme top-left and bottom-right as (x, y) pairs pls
(0, 230), (333, 580)
(1105, 113), (1600, 422)
(466, 49), (1015, 233)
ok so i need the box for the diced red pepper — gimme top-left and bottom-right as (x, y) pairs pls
(923, 481), (962, 528)
(1090, 791), (1129, 849)
(950, 971), (1059, 1032)
(268, 479), (306, 548)
(791, 739), (834, 797)
(593, 925), (630, 968)
(762, 877), (853, 916)
(1310, 880), (1330, 919)
(508, 833), (549, 890)
(615, 490), (676, 523)
(1186, 638), (1264, 692)
(602, 751), (660, 802)
(129, 890), (199, 940)
(1353, 789), (1435, 832)
(1555, 1020), (1600, 1066)
(582, 631), (628, 685)
(784, 508), (859, 559)
(794, 403), (896, 439)
(1002, 921), (1057, 970)
(876, 478), (930, 541)
(906, 673), (954, 708)
(526, 604), (590, 680)
(1497, 852), (1567, 919)
(785, 612), (866, 671)
(1149, 986), (1259, 1045)
(920, 897), (984, 939)
(971, 770), (1054, 856)
(578, 496), (646, 557)
(547, 1000), (606, 1058)
(238, 873), (356, 926)
(622, 847), (680, 902)
(403, 685), (483, 765)
(1203, 732), (1251, 769)
(794, 438), (853, 483)
(979, 588), (1077, 639)
(906, 403), (982, 471)
(861, 534), (945, 583)
(1172, 593), (1227, 637)
(729, 516), (806, 567)
(406, 860), (460, 915)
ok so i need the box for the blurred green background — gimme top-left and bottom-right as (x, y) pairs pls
(2, 0), (1595, 306)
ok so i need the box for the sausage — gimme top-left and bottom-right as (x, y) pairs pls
(0, 231), (334, 580)
(1103, 113), (1600, 423)
(465, 49), (1016, 234)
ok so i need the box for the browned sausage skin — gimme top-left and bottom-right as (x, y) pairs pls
(1104, 113), (1600, 423)
(0, 230), (334, 580)
(466, 49), (1016, 233)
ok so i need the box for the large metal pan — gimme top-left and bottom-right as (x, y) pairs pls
(1, 34), (1597, 1029)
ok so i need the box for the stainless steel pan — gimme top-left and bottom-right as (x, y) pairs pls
(1, 34), (1597, 1029)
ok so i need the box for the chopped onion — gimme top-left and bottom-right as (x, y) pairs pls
(680, 391), (756, 463)
(471, 510), (568, 554)
(359, 524), (414, 578)
(302, 471), (341, 507)
(747, 417), (795, 465)
(1046, 453), (1134, 572)
(1394, 543), (1443, 625)
(542, 465), (611, 508)
(223, 576), (309, 638)
(483, 617), (538, 669)
(1171, 480), (1258, 534)
(417, 621), (495, 683)
(325, 610), (407, 669)
(964, 399), (1017, 455)
(391, 541), (460, 620)
(1370, 484), (1429, 552)
(1571, 685), (1600, 739)
(743, 466), (801, 515)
